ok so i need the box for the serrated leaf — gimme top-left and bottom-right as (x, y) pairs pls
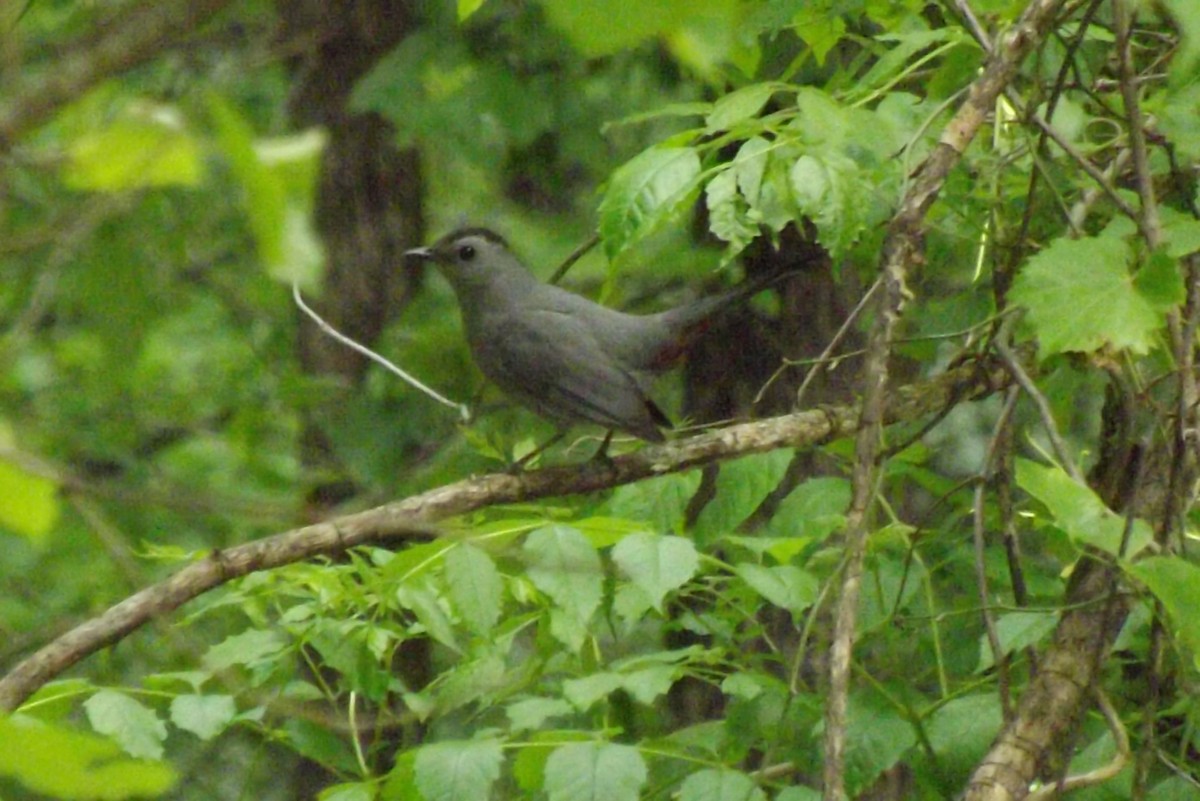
(169, 694), (236, 741)
(524, 525), (603, 651)
(507, 697), (574, 731)
(976, 610), (1057, 672)
(396, 581), (461, 653)
(605, 470), (701, 533)
(706, 167), (758, 256)
(612, 533), (699, 613)
(734, 564), (819, 616)
(692, 450), (794, 545)
(544, 742), (646, 801)
(1135, 251), (1186, 310)
(599, 146), (702, 261)
(733, 136), (770, 205)
(1128, 557), (1200, 668)
(706, 84), (775, 132)
(679, 768), (766, 801)
(203, 629), (288, 672)
(444, 543), (503, 635)
(0, 715), (176, 800)
(1009, 234), (1163, 356)
(924, 693), (1003, 781)
(0, 457), (60, 543)
(762, 476), (851, 549)
(563, 673), (625, 709)
(83, 690), (167, 760)
(414, 739), (504, 801)
(1016, 459), (1152, 556)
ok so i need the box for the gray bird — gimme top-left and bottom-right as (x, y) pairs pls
(406, 227), (781, 445)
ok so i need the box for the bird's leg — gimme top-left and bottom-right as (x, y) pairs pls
(507, 430), (566, 472)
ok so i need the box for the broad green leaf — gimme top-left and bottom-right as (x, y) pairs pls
(169, 694), (236, 741)
(506, 697), (574, 731)
(706, 166), (758, 257)
(618, 665), (677, 705)
(444, 543), (503, 635)
(543, 742), (646, 801)
(0, 715), (176, 800)
(598, 146), (702, 261)
(319, 781), (375, 801)
(203, 629), (288, 672)
(693, 450), (794, 545)
(612, 533), (699, 613)
(924, 694), (1003, 782)
(791, 7), (846, 65)
(83, 690), (167, 761)
(1135, 250), (1186, 309)
(0, 457), (60, 543)
(1161, 213), (1200, 258)
(381, 750), (420, 801)
(1128, 557), (1200, 668)
(208, 95), (324, 292)
(414, 739), (504, 801)
(563, 672), (625, 710)
(679, 768), (766, 801)
(733, 136), (770, 205)
(789, 149), (865, 258)
(605, 470), (702, 533)
(1009, 234), (1163, 356)
(706, 84), (775, 132)
(539, 0), (735, 58)
(524, 525), (603, 651)
(1016, 459), (1152, 556)
(839, 692), (917, 795)
(734, 564), (818, 616)
(396, 580), (461, 653)
(762, 476), (851, 550)
(457, 0), (485, 21)
(63, 102), (202, 191)
(976, 611), (1058, 672)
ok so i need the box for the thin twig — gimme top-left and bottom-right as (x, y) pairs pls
(548, 233), (600, 285)
(292, 283), (470, 421)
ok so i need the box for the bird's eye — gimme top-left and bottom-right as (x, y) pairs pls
(457, 244), (476, 261)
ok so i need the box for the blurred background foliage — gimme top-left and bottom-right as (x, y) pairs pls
(2, 0), (1200, 799)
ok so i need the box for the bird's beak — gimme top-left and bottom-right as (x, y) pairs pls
(404, 246), (434, 262)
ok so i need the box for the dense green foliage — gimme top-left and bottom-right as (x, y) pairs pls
(3, 0), (1200, 799)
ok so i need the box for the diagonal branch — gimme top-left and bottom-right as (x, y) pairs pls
(0, 356), (1014, 714)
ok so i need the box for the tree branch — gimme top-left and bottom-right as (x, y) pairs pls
(0, 0), (233, 149)
(821, 1), (1070, 797)
(0, 357), (1013, 713)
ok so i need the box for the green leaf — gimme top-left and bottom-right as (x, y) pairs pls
(396, 580), (461, 653)
(318, 781), (376, 801)
(0, 456), (60, 543)
(543, 742), (646, 801)
(1009, 233), (1164, 356)
(83, 690), (168, 761)
(414, 739), (504, 801)
(598, 146), (702, 261)
(679, 768), (766, 801)
(733, 136), (770, 205)
(791, 7), (846, 65)
(612, 533), (699, 613)
(506, 697), (574, 731)
(539, 0), (735, 58)
(1128, 557), (1200, 668)
(762, 476), (851, 548)
(524, 525), (603, 651)
(924, 694), (1004, 782)
(563, 673), (625, 709)
(203, 629), (288, 672)
(734, 564), (819, 617)
(63, 102), (202, 191)
(1015, 459), (1152, 556)
(444, 543), (503, 635)
(1135, 250), (1186, 310)
(977, 611), (1058, 672)
(706, 166), (758, 257)
(0, 715), (176, 800)
(457, 0), (486, 21)
(169, 694), (236, 741)
(706, 84), (775, 132)
(692, 451), (794, 545)
(207, 94), (324, 292)
(605, 470), (701, 533)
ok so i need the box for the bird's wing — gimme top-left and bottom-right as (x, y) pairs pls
(474, 308), (668, 441)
